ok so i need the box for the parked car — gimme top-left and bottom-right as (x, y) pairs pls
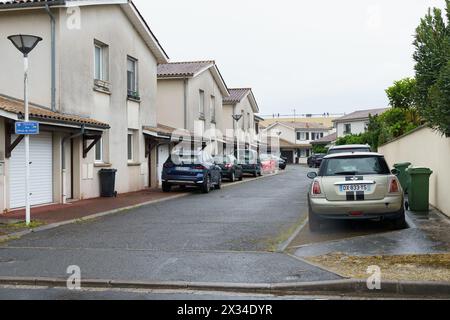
(274, 155), (287, 170)
(327, 144), (371, 155)
(307, 153), (326, 168)
(236, 150), (262, 177)
(260, 154), (278, 174)
(307, 152), (405, 232)
(162, 150), (222, 193)
(214, 155), (243, 182)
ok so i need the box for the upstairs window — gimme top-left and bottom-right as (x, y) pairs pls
(127, 132), (134, 162)
(199, 90), (205, 118)
(127, 56), (138, 98)
(344, 123), (352, 134)
(94, 41), (108, 81)
(210, 95), (216, 122)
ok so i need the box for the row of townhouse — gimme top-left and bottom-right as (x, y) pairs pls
(0, 0), (261, 212)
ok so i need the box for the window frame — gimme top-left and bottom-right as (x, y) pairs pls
(210, 95), (216, 123)
(127, 56), (138, 98)
(127, 132), (134, 162)
(95, 137), (103, 163)
(344, 123), (352, 134)
(199, 90), (205, 118)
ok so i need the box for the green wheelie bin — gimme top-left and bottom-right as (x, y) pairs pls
(406, 167), (433, 212)
(394, 162), (411, 193)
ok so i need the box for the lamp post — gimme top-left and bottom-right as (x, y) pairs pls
(8, 34), (42, 226)
(232, 114), (242, 161)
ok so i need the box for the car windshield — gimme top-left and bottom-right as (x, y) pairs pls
(214, 155), (234, 164)
(328, 148), (371, 154)
(320, 156), (390, 176)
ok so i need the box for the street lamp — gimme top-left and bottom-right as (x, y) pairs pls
(8, 34), (42, 226)
(232, 114), (243, 161)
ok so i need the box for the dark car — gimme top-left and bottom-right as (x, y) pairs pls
(214, 155), (243, 182)
(308, 153), (326, 168)
(236, 150), (262, 177)
(276, 156), (287, 170)
(162, 151), (222, 193)
(313, 153), (326, 168)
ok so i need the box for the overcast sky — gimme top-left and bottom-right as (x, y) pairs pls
(134, 0), (446, 116)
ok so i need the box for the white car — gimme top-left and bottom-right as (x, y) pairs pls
(307, 152), (405, 231)
(327, 144), (371, 155)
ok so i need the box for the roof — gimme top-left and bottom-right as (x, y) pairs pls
(0, 95), (109, 129)
(266, 121), (331, 131)
(311, 132), (337, 145)
(223, 88), (259, 113)
(0, 0), (169, 64)
(279, 138), (299, 148)
(334, 108), (388, 123)
(157, 61), (229, 97)
(143, 123), (176, 138)
(329, 144), (371, 150)
(260, 117), (337, 129)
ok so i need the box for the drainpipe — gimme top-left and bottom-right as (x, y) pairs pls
(183, 78), (188, 129)
(44, 4), (56, 112)
(61, 125), (85, 204)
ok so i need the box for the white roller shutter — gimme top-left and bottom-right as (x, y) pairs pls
(9, 132), (53, 209)
(157, 145), (169, 186)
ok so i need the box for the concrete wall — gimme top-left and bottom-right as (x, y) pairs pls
(156, 79), (185, 129)
(378, 126), (450, 217)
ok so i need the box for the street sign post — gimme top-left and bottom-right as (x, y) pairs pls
(15, 121), (40, 135)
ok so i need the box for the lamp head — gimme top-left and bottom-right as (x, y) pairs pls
(8, 34), (43, 56)
(232, 114), (243, 122)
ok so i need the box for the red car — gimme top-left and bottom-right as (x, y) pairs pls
(260, 154), (278, 174)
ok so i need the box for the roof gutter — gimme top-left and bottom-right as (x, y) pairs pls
(0, 1), (66, 10)
(44, 3), (57, 112)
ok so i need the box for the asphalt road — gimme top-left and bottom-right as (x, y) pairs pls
(0, 166), (341, 295)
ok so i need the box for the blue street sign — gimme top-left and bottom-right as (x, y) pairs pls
(15, 121), (40, 135)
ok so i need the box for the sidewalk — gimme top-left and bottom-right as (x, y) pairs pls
(0, 188), (186, 237)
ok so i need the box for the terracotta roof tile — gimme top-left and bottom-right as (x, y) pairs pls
(0, 95), (109, 129)
(223, 88), (251, 104)
(335, 108), (388, 122)
(157, 61), (214, 78)
(311, 132), (337, 144)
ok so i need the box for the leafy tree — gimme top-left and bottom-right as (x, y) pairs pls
(312, 144), (328, 154)
(413, 1), (450, 136)
(385, 78), (417, 109)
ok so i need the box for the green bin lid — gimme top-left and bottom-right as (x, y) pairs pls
(406, 167), (433, 175)
(394, 162), (412, 168)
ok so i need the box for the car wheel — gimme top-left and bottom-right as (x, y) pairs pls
(201, 175), (211, 194)
(162, 182), (171, 193)
(308, 204), (321, 232)
(238, 173), (243, 181)
(392, 210), (407, 230)
(253, 171), (258, 177)
(258, 170), (262, 176)
(230, 171), (235, 182)
(215, 177), (222, 190)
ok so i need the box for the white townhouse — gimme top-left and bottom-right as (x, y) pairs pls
(0, 0), (169, 212)
(334, 108), (388, 138)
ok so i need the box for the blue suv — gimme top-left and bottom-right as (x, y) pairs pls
(161, 151), (222, 193)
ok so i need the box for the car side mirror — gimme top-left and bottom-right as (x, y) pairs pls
(307, 172), (318, 179)
(391, 169), (400, 176)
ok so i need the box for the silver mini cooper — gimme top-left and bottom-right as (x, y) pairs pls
(307, 152), (406, 231)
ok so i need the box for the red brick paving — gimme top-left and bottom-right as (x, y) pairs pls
(0, 189), (185, 225)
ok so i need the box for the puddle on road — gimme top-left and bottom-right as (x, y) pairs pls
(287, 219), (407, 250)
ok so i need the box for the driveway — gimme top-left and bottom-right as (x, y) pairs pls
(0, 166), (341, 284)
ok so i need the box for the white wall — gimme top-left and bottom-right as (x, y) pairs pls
(336, 120), (367, 138)
(378, 126), (450, 217)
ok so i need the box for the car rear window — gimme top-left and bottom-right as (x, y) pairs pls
(319, 156), (390, 176)
(328, 148), (371, 154)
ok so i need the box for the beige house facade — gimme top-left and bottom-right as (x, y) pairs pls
(0, 0), (169, 212)
(154, 61), (229, 185)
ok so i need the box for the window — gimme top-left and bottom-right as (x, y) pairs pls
(344, 123), (352, 134)
(306, 132), (310, 140)
(364, 122), (369, 132)
(210, 95), (216, 122)
(321, 132), (324, 138)
(199, 90), (205, 118)
(320, 156), (390, 176)
(127, 57), (138, 98)
(94, 41), (108, 81)
(241, 110), (245, 130)
(247, 112), (251, 129)
(95, 138), (103, 163)
(127, 132), (134, 161)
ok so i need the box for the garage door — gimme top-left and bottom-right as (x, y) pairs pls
(9, 132), (53, 209)
(281, 150), (294, 164)
(157, 144), (169, 186)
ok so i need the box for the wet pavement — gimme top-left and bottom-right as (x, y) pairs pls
(0, 166), (341, 285)
(291, 208), (450, 258)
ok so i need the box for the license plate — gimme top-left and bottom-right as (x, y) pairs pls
(176, 167), (190, 171)
(340, 184), (370, 192)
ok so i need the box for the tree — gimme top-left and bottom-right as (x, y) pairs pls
(385, 78), (417, 109)
(413, 1), (450, 137)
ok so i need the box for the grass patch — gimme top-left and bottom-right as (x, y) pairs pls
(306, 253), (450, 282)
(5, 221), (45, 230)
(265, 215), (307, 252)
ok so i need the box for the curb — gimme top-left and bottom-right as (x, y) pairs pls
(0, 172), (281, 243)
(0, 277), (448, 298)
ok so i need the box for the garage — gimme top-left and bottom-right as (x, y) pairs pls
(9, 132), (53, 209)
(157, 144), (170, 186)
(281, 150), (294, 164)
